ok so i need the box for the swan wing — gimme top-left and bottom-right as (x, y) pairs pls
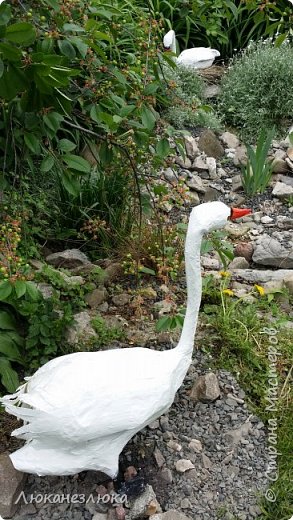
(177, 47), (219, 65)
(2, 349), (177, 442)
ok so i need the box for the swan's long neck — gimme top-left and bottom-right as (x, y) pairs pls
(175, 223), (203, 359)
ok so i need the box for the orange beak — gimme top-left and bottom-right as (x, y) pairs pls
(230, 207), (252, 221)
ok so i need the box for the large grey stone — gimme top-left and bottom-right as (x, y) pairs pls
(190, 372), (220, 403)
(233, 145), (247, 166)
(252, 234), (293, 268)
(220, 131), (240, 149)
(0, 452), (27, 518)
(207, 269), (293, 285)
(198, 129), (224, 159)
(85, 287), (108, 308)
(46, 249), (90, 268)
(272, 181), (293, 198)
(186, 175), (205, 193)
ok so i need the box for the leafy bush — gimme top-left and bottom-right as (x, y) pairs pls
(162, 66), (221, 131)
(219, 41), (293, 141)
(0, 0), (176, 252)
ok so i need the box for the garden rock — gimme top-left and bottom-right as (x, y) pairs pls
(284, 274), (293, 296)
(252, 233), (293, 268)
(85, 288), (108, 308)
(174, 156), (192, 169)
(186, 175), (205, 193)
(233, 145), (247, 166)
(112, 292), (131, 306)
(204, 84), (221, 98)
(46, 249), (90, 269)
(232, 174), (242, 192)
(276, 215), (293, 230)
(274, 174), (293, 187)
(104, 263), (124, 285)
(190, 372), (220, 403)
(175, 460), (194, 473)
(184, 136), (199, 160)
(272, 181), (293, 198)
(0, 452), (27, 518)
(228, 257), (250, 270)
(66, 311), (97, 345)
(234, 242), (254, 262)
(128, 485), (161, 519)
(225, 269), (293, 285)
(163, 168), (178, 183)
(150, 511), (191, 520)
(191, 156), (209, 175)
(198, 129), (224, 159)
(36, 283), (53, 299)
(220, 131), (240, 149)
(271, 157), (288, 174)
(206, 157), (217, 179)
(203, 187), (221, 202)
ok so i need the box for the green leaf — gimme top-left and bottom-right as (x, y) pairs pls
(57, 39), (76, 59)
(6, 22), (36, 44)
(143, 82), (159, 95)
(156, 315), (172, 332)
(63, 154), (91, 173)
(0, 59), (3, 79)
(0, 310), (17, 330)
(156, 138), (170, 158)
(0, 63), (27, 100)
(69, 36), (88, 58)
(43, 112), (64, 133)
(0, 4), (12, 26)
(63, 23), (85, 33)
(0, 281), (12, 301)
(0, 42), (22, 61)
(24, 133), (40, 154)
(0, 357), (20, 393)
(58, 139), (76, 152)
(62, 171), (81, 197)
(138, 266), (156, 275)
(14, 280), (27, 299)
(141, 105), (157, 131)
(25, 282), (40, 301)
(40, 154), (55, 173)
(0, 333), (22, 362)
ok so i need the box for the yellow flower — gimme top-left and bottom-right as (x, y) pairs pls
(219, 271), (230, 278)
(222, 289), (234, 296)
(254, 284), (265, 296)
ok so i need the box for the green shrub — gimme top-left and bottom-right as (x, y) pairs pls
(219, 41), (293, 141)
(0, 0), (175, 253)
(162, 66), (221, 130)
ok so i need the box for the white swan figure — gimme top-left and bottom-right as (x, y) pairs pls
(0, 203), (250, 477)
(163, 29), (220, 69)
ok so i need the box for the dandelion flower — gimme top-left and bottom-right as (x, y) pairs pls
(219, 271), (230, 278)
(222, 289), (234, 296)
(254, 284), (265, 296)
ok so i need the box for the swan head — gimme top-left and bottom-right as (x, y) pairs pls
(163, 30), (175, 50)
(190, 201), (251, 233)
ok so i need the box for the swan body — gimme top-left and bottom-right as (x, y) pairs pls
(163, 29), (220, 69)
(0, 202), (249, 477)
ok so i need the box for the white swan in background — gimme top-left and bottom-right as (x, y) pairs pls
(0, 202), (250, 477)
(163, 29), (220, 69)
